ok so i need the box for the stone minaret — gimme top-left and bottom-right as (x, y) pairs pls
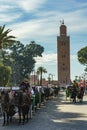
(57, 20), (70, 86)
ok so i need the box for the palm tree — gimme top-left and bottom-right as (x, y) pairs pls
(37, 66), (47, 86)
(0, 25), (16, 49)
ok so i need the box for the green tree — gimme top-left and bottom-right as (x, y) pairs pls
(37, 66), (47, 86)
(77, 46), (87, 71)
(0, 25), (16, 86)
(28, 41), (44, 57)
(0, 63), (12, 86)
(3, 41), (44, 85)
(0, 25), (16, 49)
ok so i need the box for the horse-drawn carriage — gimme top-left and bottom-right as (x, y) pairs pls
(0, 84), (60, 126)
(65, 84), (85, 103)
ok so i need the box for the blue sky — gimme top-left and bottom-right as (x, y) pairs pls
(0, 0), (87, 81)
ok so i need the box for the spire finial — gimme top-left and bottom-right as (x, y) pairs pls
(62, 19), (64, 24)
(60, 19), (64, 25)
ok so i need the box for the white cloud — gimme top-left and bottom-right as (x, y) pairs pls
(0, 1), (17, 13)
(15, 0), (47, 12)
(0, 2), (21, 24)
(0, 13), (22, 23)
(9, 18), (57, 42)
(35, 53), (57, 66)
(10, 20), (40, 37)
(0, 5), (14, 12)
(0, 0), (47, 13)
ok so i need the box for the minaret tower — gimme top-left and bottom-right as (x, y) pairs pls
(57, 20), (70, 86)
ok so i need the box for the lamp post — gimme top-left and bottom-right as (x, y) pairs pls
(48, 73), (51, 84)
(32, 68), (36, 85)
(66, 75), (67, 85)
(48, 73), (55, 84)
(51, 74), (55, 84)
(34, 69), (36, 85)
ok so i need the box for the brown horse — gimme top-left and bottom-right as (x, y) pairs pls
(1, 89), (31, 126)
(77, 87), (85, 102)
(14, 89), (31, 125)
(1, 90), (16, 126)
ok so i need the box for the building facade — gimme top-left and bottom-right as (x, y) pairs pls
(57, 21), (70, 86)
(29, 75), (39, 86)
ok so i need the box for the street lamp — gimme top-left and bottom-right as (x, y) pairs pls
(34, 69), (36, 85)
(51, 74), (55, 84)
(48, 73), (55, 84)
(31, 68), (36, 85)
(48, 73), (52, 84)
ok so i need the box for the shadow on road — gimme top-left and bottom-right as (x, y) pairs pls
(41, 91), (87, 130)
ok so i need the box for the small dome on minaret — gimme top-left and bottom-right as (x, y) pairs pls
(60, 20), (67, 36)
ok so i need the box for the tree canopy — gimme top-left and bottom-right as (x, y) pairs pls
(0, 63), (12, 86)
(77, 46), (87, 65)
(77, 46), (87, 71)
(0, 25), (16, 49)
(2, 41), (44, 85)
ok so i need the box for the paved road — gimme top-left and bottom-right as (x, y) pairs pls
(0, 91), (87, 130)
